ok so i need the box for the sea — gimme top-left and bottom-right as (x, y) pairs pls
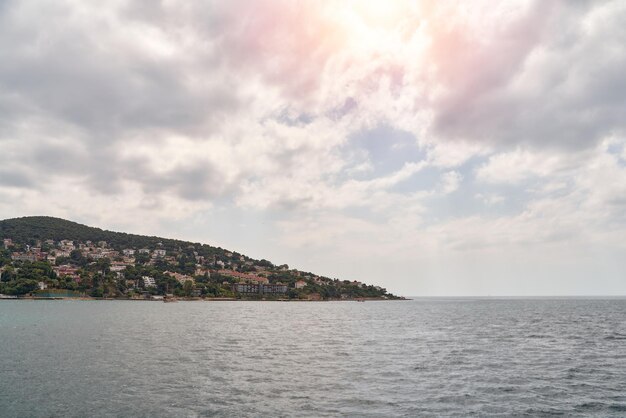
(1, 298), (625, 417)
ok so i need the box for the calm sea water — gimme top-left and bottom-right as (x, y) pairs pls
(1, 298), (625, 417)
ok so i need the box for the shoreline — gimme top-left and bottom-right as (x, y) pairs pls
(1, 296), (408, 302)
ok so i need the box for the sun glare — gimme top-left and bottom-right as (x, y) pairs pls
(332, 1), (416, 53)
(349, 0), (406, 28)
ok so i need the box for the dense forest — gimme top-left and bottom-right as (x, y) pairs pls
(0, 216), (221, 255)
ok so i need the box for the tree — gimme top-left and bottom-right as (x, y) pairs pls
(94, 258), (111, 274)
(0, 266), (15, 282)
(183, 280), (193, 297)
(2, 279), (39, 295)
(135, 253), (150, 265)
(90, 287), (104, 298)
(256, 259), (274, 268)
(69, 249), (88, 267)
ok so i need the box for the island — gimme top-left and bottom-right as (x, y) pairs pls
(0, 216), (402, 301)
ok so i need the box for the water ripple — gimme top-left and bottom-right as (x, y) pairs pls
(0, 298), (625, 417)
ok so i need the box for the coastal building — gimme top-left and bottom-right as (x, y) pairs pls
(294, 280), (307, 289)
(154, 249), (166, 257)
(138, 248), (150, 254)
(11, 253), (36, 262)
(60, 240), (74, 251)
(164, 271), (194, 284)
(3, 238), (12, 248)
(195, 267), (211, 277)
(232, 283), (259, 294)
(231, 283), (287, 295)
(262, 283), (288, 294)
(218, 270), (269, 284)
(53, 265), (78, 276)
(53, 265), (80, 282)
(110, 263), (127, 273)
(142, 276), (156, 287)
(123, 249), (135, 256)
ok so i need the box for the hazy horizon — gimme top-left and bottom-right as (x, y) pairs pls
(1, 1), (625, 296)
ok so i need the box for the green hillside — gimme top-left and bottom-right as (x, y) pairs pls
(0, 216), (399, 300)
(0, 216), (215, 253)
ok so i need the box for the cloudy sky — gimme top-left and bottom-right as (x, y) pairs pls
(1, 0), (625, 295)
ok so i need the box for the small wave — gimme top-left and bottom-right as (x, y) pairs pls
(524, 408), (566, 416)
(604, 333), (626, 340)
(576, 401), (604, 410)
(496, 386), (516, 393)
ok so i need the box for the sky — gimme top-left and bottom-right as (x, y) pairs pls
(1, 0), (625, 296)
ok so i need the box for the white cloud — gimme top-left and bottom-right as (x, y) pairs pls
(475, 148), (585, 184)
(439, 171), (462, 194)
(475, 193), (505, 206)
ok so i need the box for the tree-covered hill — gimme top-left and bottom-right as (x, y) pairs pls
(1, 216), (400, 299)
(0, 216), (224, 255)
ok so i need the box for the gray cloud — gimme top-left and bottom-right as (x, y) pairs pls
(0, 1), (243, 139)
(136, 162), (230, 202)
(429, 0), (626, 151)
(0, 168), (34, 188)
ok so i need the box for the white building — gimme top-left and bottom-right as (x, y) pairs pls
(60, 240), (75, 250)
(165, 271), (194, 285)
(142, 276), (156, 287)
(123, 249), (135, 256)
(154, 249), (166, 257)
(11, 253), (36, 262)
